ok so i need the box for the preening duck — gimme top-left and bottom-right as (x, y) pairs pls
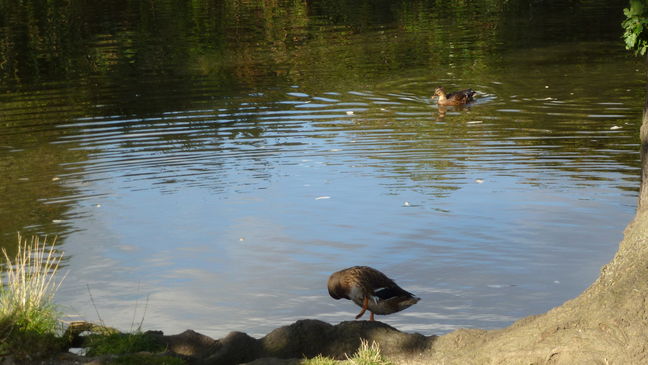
(433, 87), (476, 106)
(327, 266), (420, 321)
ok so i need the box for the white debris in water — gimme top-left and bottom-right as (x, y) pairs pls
(315, 196), (331, 200)
(94, 204), (102, 208)
(346, 111), (354, 115)
(475, 179), (485, 184)
(52, 177), (60, 181)
(554, 280), (561, 284)
(467, 120), (483, 124)
(545, 85), (549, 88)
(239, 237), (245, 242)
(403, 201), (411, 207)
(329, 149), (342, 152)
(52, 219), (64, 223)
(68, 348), (87, 356)
(610, 125), (622, 130)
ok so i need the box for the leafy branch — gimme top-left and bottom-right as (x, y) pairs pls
(622, 0), (648, 56)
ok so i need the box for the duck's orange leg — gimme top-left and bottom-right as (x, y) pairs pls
(369, 312), (375, 321)
(355, 297), (369, 319)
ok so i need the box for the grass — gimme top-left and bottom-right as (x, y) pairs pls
(0, 234), (66, 357)
(0, 234), (183, 364)
(79, 331), (187, 364)
(302, 339), (393, 365)
(84, 331), (166, 356)
(104, 353), (186, 365)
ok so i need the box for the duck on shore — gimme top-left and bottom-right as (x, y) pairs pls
(327, 266), (420, 321)
(433, 87), (476, 106)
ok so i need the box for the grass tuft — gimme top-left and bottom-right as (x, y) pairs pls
(0, 233), (66, 357)
(302, 354), (339, 365)
(302, 339), (392, 365)
(346, 339), (392, 365)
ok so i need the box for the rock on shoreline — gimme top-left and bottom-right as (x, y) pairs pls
(151, 319), (432, 364)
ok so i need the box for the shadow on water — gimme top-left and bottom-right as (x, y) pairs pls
(0, 0), (644, 337)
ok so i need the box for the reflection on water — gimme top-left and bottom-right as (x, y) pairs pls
(0, 0), (643, 337)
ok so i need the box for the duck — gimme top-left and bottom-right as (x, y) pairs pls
(433, 87), (476, 106)
(327, 266), (420, 321)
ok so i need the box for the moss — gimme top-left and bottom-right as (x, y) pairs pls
(85, 332), (166, 356)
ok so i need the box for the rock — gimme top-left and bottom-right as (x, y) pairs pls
(156, 329), (220, 358)
(201, 331), (262, 364)
(150, 319), (432, 365)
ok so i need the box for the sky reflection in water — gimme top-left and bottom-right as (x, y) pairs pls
(0, 0), (643, 338)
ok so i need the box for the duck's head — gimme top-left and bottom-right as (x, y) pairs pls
(327, 271), (347, 300)
(433, 87), (446, 98)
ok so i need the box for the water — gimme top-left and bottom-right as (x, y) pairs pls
(0, 0), (644, 337)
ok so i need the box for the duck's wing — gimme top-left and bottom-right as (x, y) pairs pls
(351, 266), (399, 295)
(447, 89), (476, 102)
(373, 285), (414, 301)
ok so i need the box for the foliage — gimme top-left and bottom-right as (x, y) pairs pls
(84, 331), (166, 356)
(622, 0), (648, 55)
(0, 234), (66, 357)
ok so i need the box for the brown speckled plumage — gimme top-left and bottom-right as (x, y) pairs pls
(328, 266), (420, 321)
(433, 87), (476, 106)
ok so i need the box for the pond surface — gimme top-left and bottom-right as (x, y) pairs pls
(0, 0), (645, 337)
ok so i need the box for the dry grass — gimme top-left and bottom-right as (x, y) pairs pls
(0, 233), (66, 355)
(302, 339), (393, 365)
(0, 234), (66, 321)
(346, 339), (393, 365)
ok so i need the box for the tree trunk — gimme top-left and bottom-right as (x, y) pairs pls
(639, 55), (648, 210)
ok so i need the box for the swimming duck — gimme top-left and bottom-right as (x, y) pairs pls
(327, 266), (420, 321)
(433, 87), (476, 106)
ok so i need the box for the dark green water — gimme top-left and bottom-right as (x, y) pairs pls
(0, 0), (644, 337)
